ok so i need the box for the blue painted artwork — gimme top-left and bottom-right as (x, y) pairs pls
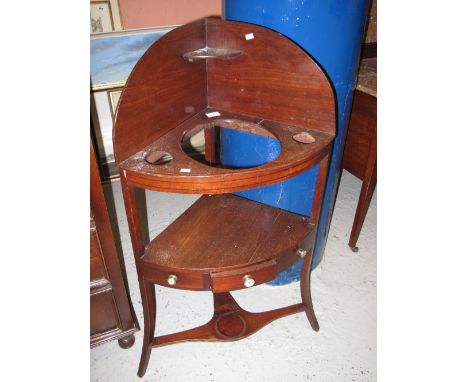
(90, 31), (166, 89)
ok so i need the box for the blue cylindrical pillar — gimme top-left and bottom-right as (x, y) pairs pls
(224, 0), (370, 272)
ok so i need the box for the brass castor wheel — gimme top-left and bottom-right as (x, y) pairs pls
(350, 246), (359, 253)
(118, 334), (135, 349)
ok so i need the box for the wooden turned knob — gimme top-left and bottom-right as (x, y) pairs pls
(243, 275), (255, 288)
(297, 248), (307, 258)
(167, 274), (178, 286)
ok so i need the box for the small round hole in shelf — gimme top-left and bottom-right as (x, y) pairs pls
(292, 132), (316, 144)
(145, 151), (173, 165)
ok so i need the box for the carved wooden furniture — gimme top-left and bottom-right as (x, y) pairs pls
(113, 18), (335, 377)
(342, 57), (377, 251)
(90, 140), (139, 348)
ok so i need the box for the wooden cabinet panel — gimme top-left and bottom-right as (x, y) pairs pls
(90, 222), (108, 283)
(342, 71), (377, 250)
(90, 140), (138, 348)
(342, 91), (376, 180)
(91, 291), (119, 335)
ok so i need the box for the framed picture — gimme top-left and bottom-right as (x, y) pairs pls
(90, 26), (176, 179)
(90, 0), (123, 34)
(90, 26), (174, 90)
(108, 88), (123, 117)
(90, 1), (114, 33)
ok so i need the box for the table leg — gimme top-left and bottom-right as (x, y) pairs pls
(348, 130), (376, 251)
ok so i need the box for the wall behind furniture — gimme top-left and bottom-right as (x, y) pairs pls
(119, 0), (222, 29)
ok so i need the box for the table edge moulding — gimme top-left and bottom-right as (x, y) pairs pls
(113, 17), (335, 377)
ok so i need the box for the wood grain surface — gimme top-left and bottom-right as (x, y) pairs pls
(141, 193), (315, 291)
(114, 17), (335, 169)
(120, 108), (333, 194)
(206, 18), (335, 134)
(90, 141), (139, 348)
(113, 19), (207, 164)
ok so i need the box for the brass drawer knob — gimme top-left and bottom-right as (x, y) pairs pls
(167, 274), (178, 286)
(297, 248), (307, 258)
(243, 274), (255, 288)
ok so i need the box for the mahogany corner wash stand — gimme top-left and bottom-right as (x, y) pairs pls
(113, 18), (335, 377)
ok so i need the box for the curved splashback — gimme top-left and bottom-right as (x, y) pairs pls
(114, 17), (335, 165)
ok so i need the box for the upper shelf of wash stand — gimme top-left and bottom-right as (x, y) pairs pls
(113, 17), (335, 194)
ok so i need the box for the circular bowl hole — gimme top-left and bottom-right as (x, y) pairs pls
(180, 118), (281, 169)
(292, 132), (316, 144)
(145, 150), (173, 165)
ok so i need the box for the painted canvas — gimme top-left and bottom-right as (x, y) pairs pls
(91, 27), (174, 178)
(90, 27), (172, 90)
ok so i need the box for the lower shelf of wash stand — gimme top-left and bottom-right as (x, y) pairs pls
(130, 192), (321, 377)
(118, 110), (330, 377)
